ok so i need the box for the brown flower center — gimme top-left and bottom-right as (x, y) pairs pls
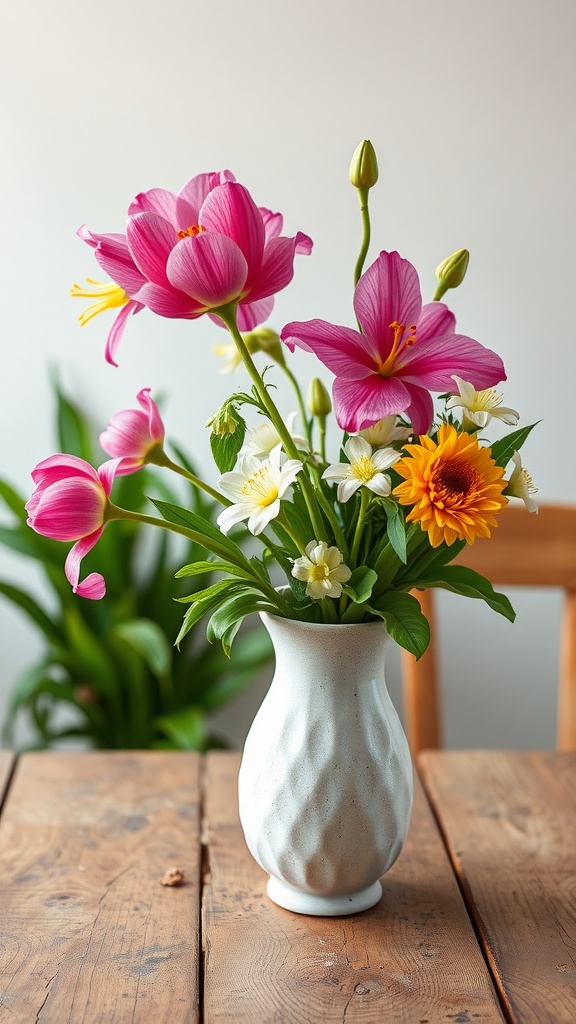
(435, 458), (479, 498)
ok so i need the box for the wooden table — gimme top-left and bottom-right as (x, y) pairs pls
(0, 750), (574, 1023)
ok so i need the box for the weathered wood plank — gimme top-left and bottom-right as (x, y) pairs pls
(202, 751), (504, 1023)
(0, 751), (15, 813)
(419, 750), (576, 1024)
(0, 751), (201, 1023)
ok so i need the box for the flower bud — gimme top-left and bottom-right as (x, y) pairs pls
(244, 327), (285, 366)
(434, 248), (470, 300)
(205, 403), (240, 437)
(308, 378), (332, 417)
(349, 139), (379, 189)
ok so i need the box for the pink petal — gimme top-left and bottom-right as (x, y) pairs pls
(260, 208), (283, 242)
(199, 183), (265, 285)
(247, 234), (312, 304)
(90, 234), (147, 296)
(166, 232), (248, 308)
(395, 333), (506, 390)
(126, 211), (178, 286)
(235, 296), (275, 331)
(97, 457), (123, 498)
(353, 251), (422, 361)
(280, 319), (377, 378)
(294, 231), (313, 256)
(75, 572), (107, 600)
(177, 170), (235, 222)
(332, 375), (412, 432)
(133, 282), (205, 319)
(31, 454), (100, 486)
(28, 478), (106, 540)
(105, 299), (144, 367)
(402, 383), (435, 434)
(137, 387), (165, 443)
(417, 301), (456, 339)
(65, 528), (105, 595)
(128, 187), (179, 223)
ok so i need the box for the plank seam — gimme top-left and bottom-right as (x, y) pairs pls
(199, 755), (210, 1024)
(416, 758), (515, 1024)
(0, 753), (18, 819)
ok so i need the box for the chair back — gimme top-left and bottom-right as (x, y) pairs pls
(401, 504), (576, 754)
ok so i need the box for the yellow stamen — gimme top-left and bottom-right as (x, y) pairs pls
(351, 455), (376, 482)
(177, 224), (204, 240)
(310, 562), (330, 582)
(70, 278), (129, 327)
(241, 467), (279, 507)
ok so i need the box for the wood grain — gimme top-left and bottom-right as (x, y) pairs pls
(419, 750), (576, 1024)
(202, 751), (505, 1023)
(0, 751), (201, 1023)
(0, 751), (15, 812)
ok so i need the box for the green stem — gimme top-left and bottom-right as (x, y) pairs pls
(353, 186), (371, 289)
(147, 448), (231, 506)
(350, 488), (371, 566)
(280, 363), (313, 449)
(318, 415), (327, 463)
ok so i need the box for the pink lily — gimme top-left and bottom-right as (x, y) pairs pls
(26, 455), (120, 599)
(280, 251), (506, 434)
(99, 388), (165, 475)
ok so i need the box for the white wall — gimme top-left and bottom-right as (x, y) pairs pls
(1, 0), (574, 749)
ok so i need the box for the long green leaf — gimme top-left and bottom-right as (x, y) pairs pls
(113, 619), (172, 679)
(414, 565), (516, 622)
(490, 423), (538, 468)
(367, 592), (430, 659)
(150, 498), (250, 567)
(155, 706), (206, 750)
(0, 480), (27, 521)
(0, 581), (65, 646)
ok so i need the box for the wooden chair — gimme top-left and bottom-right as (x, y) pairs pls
(401, 504), (576, 754)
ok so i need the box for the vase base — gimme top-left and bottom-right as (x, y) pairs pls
(266, 876), (383, 917)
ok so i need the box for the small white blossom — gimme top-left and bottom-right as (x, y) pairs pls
(217, 444), (303, 536)
(356, 416), (412, 448)
(213, 342), (242, 375)
(292, 541), (352, 600)
(322, 436), (400, 503)
(241, 413), (307, 459)
(446, 375), (519, 429)
(504, 451), (538, 513)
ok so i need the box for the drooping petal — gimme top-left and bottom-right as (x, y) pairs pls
(280, 320), (377, 377)
(105, 299), (144, 367)
(416, 301), (456, 340)
(235, 296), (275, 331)
(97, 457), (123, 497)
(394, 332), (506, 391)
(65, 528), (105, 593)
(332, 375), (412, 432)
(402, 383), (435, 434)
(75, 572), (107, 600)
(247, 233), (313, 303)
(166, 232), (248, 307)
(216, 503), (251, 535)
(132, 282), (204, 319)
(248, 499), (280, 535)
(199, 182), (265, 284)
(353, 251), (422, 360)
(126, 211), (178, 286)
(88, 234), (148, 296)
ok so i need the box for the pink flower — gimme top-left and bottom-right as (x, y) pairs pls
(79, 171), (312, 362)
(26, 455), (120, 599)
(99, 388), (165, 475)
(281, 251), (506, 434)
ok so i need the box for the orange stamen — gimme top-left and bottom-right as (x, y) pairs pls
(177, 224), (204, 240)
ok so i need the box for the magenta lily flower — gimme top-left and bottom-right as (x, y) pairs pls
(99, 388), (165, 475)
(79, 171), (312, 363)
(26, 455), (120, 600)
(281, 251), (506, 434)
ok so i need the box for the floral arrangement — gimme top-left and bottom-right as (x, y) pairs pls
(27, 141), (537, 659)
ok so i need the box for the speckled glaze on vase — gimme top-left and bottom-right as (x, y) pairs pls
(238, 614), (413, 916)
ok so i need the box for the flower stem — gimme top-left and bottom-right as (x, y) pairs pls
(353, 186), (371, 289)
(350, 488), (371, 566)
(147, 449), (231, 506)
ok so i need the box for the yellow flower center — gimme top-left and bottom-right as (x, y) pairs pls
(378, 321), (417, 375)
(309, 562), (330, 582)
(177, 224), (205, 240)
(70, 278), (129, 326)
(468, 387), (503, 413)
(351, 455), (376, 482)
(241, 467), (279, 507)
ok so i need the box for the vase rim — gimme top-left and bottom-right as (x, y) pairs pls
(259, 610), (388, 632)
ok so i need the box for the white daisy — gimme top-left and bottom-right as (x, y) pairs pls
(446, 375), (519, 430)
(291, 541), (352, 600)
(504, 451), (538, 513)
(322, 436), (400, 503)
(356, 416), (412, 448)
(216, 444), (303, 536)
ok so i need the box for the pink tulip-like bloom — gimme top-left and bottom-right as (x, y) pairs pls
(281, 251), (506, 434)
(26, 455), (120, 600)
(79, 170), (312, 365)
(99, 388), (165, 475)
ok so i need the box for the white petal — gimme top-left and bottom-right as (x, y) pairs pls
(322, 545), (343, 570)
(248, 499), (280, 535)
(217, 503), (249, 534)
(366, 473), (391, 496)
(292, 556), (313, 580)
(372, 447), (401, 471)
(338, 478), (362, 503)
(322, 463), (349, 482)
(330, 563), (352, 583)
(492, 405), (520, 425)
(345, 435), (372, 461)
(278, 459), (303, 496)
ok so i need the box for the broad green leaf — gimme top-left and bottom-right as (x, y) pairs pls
(0, 581), (65, 646)
(490, 423), (538, 469)
(415, 565), (516, 622)
(53, 377), (94, 462)
(367, 592), (430, 659)
(174, 583), (250, 647)
(207, 591), (272, 656)
(382, 500), (407, 563)
(0, 480), (27, 521)
(113, 618), (172, 679)
(155, 706), (206, 750)
(209, 402), (247, 472)
(176, 578), (238, 605)
(150, 499), (249, 567)
(175, 559), (247, 580)
(342, 566), (378, 604)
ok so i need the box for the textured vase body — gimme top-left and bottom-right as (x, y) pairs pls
(238, 614), (413, 916)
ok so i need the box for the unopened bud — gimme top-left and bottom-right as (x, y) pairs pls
(205, 403), (239, 437)
(434, 248), (470, 301)
(349, 139), (379, 189)
(308, 378), (332, 418)
(244, 327), (285, 366)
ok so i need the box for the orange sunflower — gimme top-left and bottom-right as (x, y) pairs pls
(393, 424), (508, 547)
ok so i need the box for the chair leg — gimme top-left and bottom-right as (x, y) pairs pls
(401, 589), (442, 756)
(557, 589), (576, 750)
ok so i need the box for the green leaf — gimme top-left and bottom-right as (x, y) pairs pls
(174, 583), (251, 647)
(155, 706), (206, 750)
(490, 423), (538, 469)
(0, 581), (65, 646)
(207, 591), (271, 656)
(176, 578), (237, 605)
(414, 565), (516, 622)
(113, 618), (172, 679)
(52, 375), (94, 462)
(367, 592), (430, 659)
(382, 500), (407, 563)
(208, 401), (247, 472)
(175, 559), (247, 580)
(150, 498), (249, 567)
(0, 480), (27, 521)
(342, 566), (377, 604)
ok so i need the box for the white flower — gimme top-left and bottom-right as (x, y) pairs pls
(241, 413), (307, 459)
(356, 416), (412, 448)
(291, 541), (352, 600)
(217, 444), (303, 536)
(504, 451), (539, 513)
(213, 342), (242, 375)
(446, 375), (519, 429)
(321, 436), (400, 503)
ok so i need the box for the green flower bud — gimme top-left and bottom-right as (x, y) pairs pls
(434, 248), (470, 301)
(308, 377), (332, 417)
(244, 327), (285, 366)
(349, 139), (379, 189)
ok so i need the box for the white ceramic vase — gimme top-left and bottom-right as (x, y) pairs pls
(238, 613), (413, 916)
